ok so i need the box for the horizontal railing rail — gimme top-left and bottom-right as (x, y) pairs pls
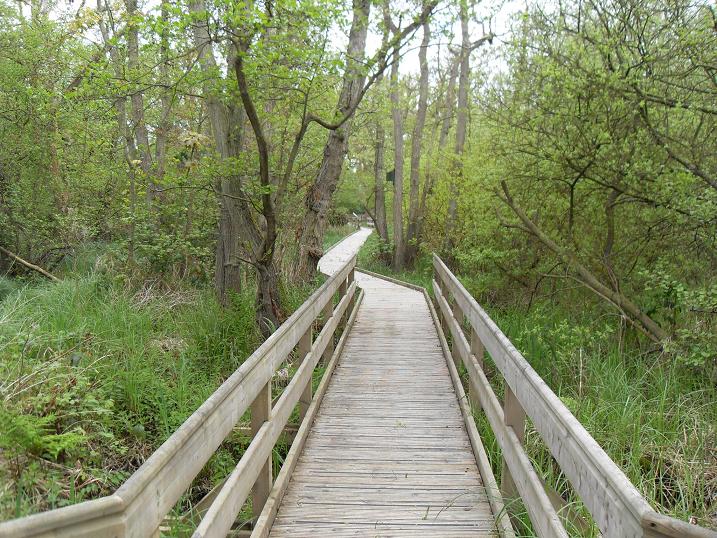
(0, 256), (358, 538)
(432, 253), (716, 538)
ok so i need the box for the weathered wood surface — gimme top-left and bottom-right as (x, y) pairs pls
(267, 263), (499, 536)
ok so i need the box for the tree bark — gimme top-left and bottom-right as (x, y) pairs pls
(443, 0), (471, 259)
(389, 35), (405, 271)
(190, 0), (256, 305)
(0, 245), (60, 282)
(418, 54), (459, 243)
(373, 21), (390, 245)
(154, 0), (171, 183)
(498, 181), (667, 342)
(234, 48), (282, 336)
(98, 0), (136, 263)
(405, 19), (430, 265)
(294, 0), (372, 280)
(374, 119), (389, 243)
(124, 0), (154, 203)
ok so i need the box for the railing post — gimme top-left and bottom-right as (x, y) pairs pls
(321, 298), (334, 366)
(251, 380), (272, 519)
(297, 326), (312, 423)
(346, 267), (355, 323)
(451, 299), (463, 369)
(501, 384), (527, 500)
(338, 276), (348, 330)
(436, 278), (449, 336)
(469, 329), (484, 411)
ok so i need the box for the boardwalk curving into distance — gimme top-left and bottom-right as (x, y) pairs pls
(269, 228), (498, 536)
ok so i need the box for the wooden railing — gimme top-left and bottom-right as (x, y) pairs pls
(432, 254), (716, 538)
(0, 256), (359, 538)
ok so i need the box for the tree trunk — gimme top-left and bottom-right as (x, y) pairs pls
(418, 54), (459, 243)
(124, 0), (153, 203)
(443, 0), (470, 258)
(374, 119), (389, 243)
(294, 0), (371, 280)
(389, 37), (405, 270)
(256, 261), (282, 337)
(190, 0), (255, 304)
(154, 0), (171, 183)
(405, 19), (430, 265)
(98, 0), (136, 263)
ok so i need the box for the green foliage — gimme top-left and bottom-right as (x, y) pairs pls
(483, 305), (717, 529)
(0, 411), (87, 461)
(0, 262), (264, 518)
(322, 224), (357, 252)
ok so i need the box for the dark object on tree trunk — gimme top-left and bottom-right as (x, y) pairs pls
(386, 169), (395, 184)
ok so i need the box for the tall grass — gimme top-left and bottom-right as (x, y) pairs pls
(357, 232), (435, 290)
(482, 306), (717, 532)
(0, 252), (323, 519)
(322, 223), (359, 252)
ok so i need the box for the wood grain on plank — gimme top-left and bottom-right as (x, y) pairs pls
(266, 269), (499, 537)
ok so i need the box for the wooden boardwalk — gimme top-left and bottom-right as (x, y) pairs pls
(269, 231), (497, 536)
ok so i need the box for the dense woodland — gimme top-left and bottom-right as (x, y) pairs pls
(0, 0), (715, 534)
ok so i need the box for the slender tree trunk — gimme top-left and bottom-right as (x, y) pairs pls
(190, 0), (255, 304)
(374, 120), (389, 243)
(234, 49), (281, 336)
(418, 55), (459, 244)
(443, 0), (470, 258)
(405, 19), (430, 265)
(389, 38), (405, 270)
(155, 0), (171, 184)
(372, 22), (390, 245)
(125, 0), (153, 203)
(294, 0), (371, 280)
(98, 0), (136, 263)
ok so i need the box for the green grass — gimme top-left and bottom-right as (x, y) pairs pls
(322, 224), (359, 252)
(0, 254), (322, 521)
(483, 307), (717, 532)
(357, 232), (434, 290)
(359, 240), (717, 534)
(0, 275), (22, 302)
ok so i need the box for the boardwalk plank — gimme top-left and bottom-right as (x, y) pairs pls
(267, 242), (499, 537)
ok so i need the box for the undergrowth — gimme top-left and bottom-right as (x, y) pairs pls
(0, 248), (319, 521)
(322, 223), (359, 252)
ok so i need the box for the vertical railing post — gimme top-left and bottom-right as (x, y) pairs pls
(346, 266), (355, 324)
(451, 299), (463, 369)
(501, 384), (527, 500)
(297, 325), (312, 423)
(436, 277), (449, 336)
(469, 328), (485, 411)
(321, 297), (334, 366)
(251, 380), (272, 519)
(338, 276), (348, 330)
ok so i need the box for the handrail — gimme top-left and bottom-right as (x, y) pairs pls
(432, 253), (716, 538)
(0, 256), (358, 538)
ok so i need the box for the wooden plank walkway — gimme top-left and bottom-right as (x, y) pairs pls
(268, 230), (497, 536)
